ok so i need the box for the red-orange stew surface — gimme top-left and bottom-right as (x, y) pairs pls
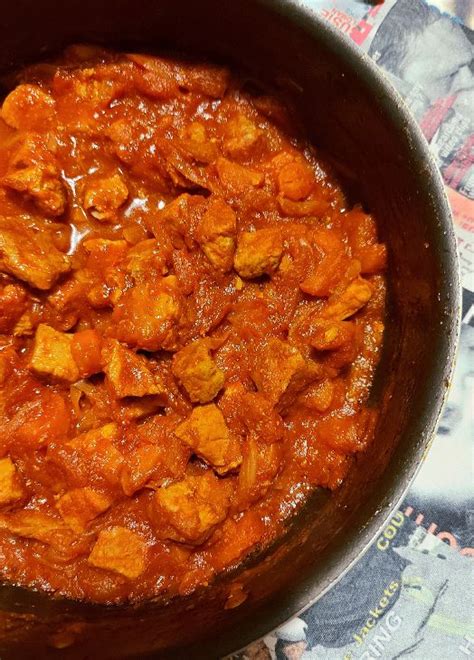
(0, 46), (387, 604)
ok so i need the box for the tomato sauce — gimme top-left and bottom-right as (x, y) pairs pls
(0, 46), (386, 603)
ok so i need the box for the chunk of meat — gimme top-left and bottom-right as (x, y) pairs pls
(272, 151), (315, 201)
(111, 278), (183, 351)
(252, 338), (322, 406)
(0, 510), (67, 542)
(196, 197), (237, 271)
(234, 228), (283, 279)
(29, 324), (79, 382)
(102, 339), (166, 399)
(172, 339), (224, 403)
(56, 487), (112, 533)
(151, 472), (232, 544)
(216, 158), (264, 194)
(174, 404), (242, 474)
(322, 277), (373, 320)
(0, 457), (25, 505)
(49, 423), (124, 489)
(0, 217), (70, 290)
(83, 173), (129, 221)
(3, 164), (67, 217)
(0, 510), (84, 561)
(1, 84), (55, 130)
(88, 527), (147, 578)
(223, 114), (262, 160)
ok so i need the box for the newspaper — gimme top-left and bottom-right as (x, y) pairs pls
(233, 2), (474, 659)
(310, 0), (474, 293)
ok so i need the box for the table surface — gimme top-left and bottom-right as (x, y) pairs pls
(232, 2), (474, 659)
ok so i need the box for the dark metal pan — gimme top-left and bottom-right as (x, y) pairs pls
(0, 1), (460, 657)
